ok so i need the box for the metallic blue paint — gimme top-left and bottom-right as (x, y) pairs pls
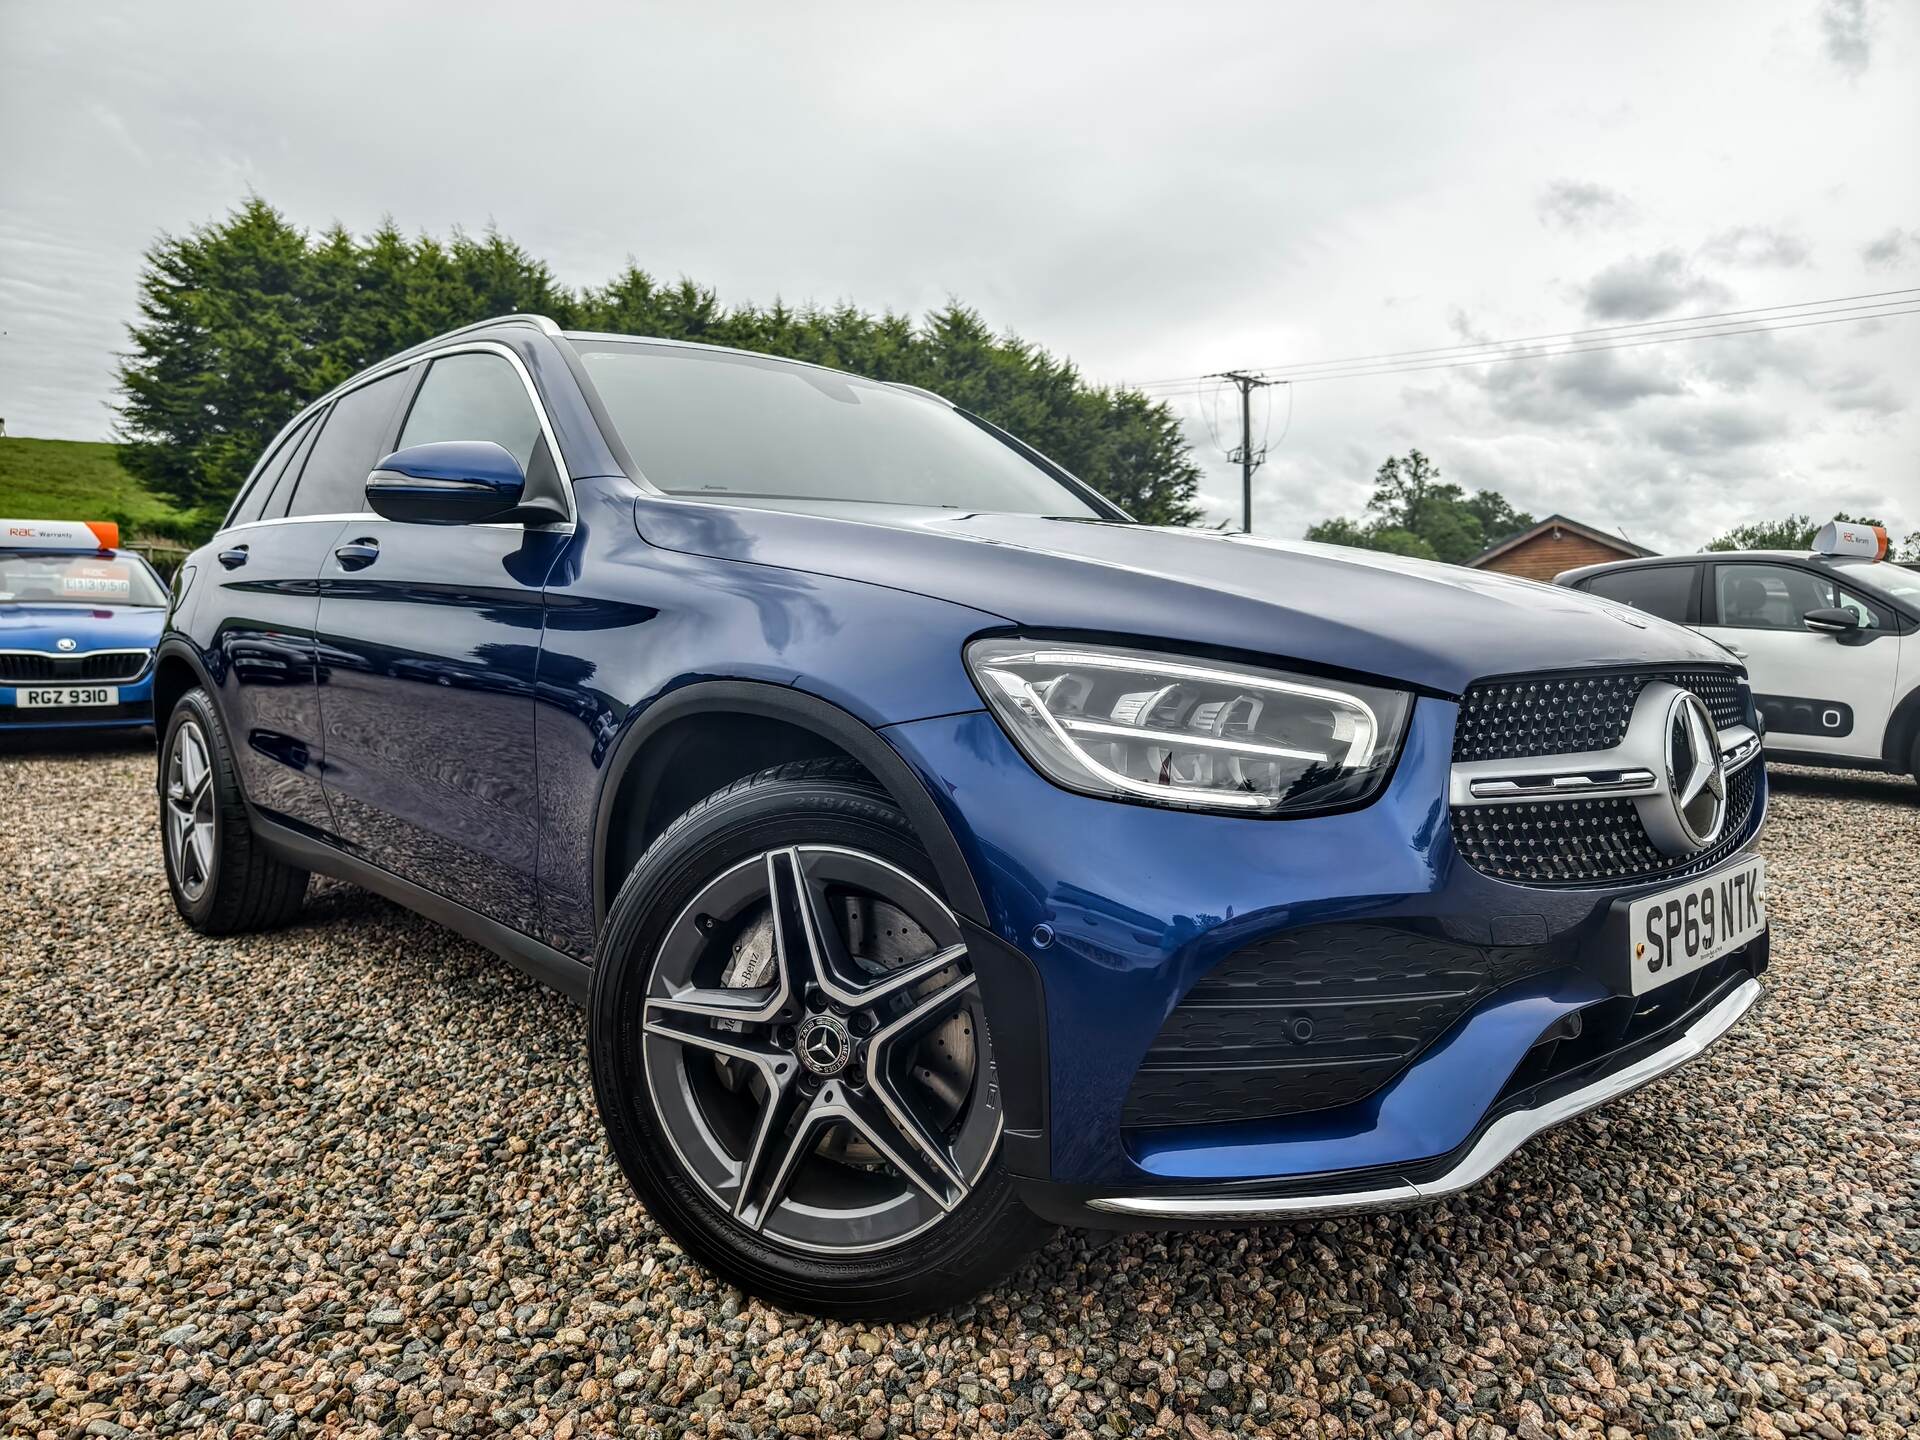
(875, 703), (1758, 1185)
(367, 441), (527, 525)
(313, 518), (565, 934)
(162, 317), (1771, 1210)
(1127, 968), (1610, 1180)
(532, 477), (1004, 955)
(199, 518), (345, 831)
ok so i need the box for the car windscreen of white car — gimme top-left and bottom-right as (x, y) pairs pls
(0, 551), (168, 607)
(1831, 558), (1920, 607)
(575, 342), (1103, 518)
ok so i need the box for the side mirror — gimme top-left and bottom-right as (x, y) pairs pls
(365, 441), (526, 525)
(1803, 607), (1861, 635)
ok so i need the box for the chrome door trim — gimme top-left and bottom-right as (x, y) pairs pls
(215, 339), (577, 539)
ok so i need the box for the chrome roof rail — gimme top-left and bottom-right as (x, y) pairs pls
(384, 313), (563, 366)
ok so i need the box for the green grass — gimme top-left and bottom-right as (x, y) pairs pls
(0, 435), (202, 541)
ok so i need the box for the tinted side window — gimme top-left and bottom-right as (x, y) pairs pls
(1582, 565), (1695, 623)
(1715, 563), (1886, 631)
(257, 411), (325, 521)
(284, 370), (410, 518)
(398, 353), (542, 470)
(231, 410), (319, 525)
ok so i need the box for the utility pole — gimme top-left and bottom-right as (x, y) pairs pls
(1214, 371), (1278, 532)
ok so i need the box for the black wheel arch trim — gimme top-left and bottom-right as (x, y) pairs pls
(1881, 683), (1920, 771)
(150, 638), (223, 787)
(590, 680), (989, 932)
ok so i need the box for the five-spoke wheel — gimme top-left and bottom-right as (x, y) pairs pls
(641, 844), (999, 1253)
(164, 715), (217, 901)
(589, 760), (1050, 1316)
(159, 686), (308, 933)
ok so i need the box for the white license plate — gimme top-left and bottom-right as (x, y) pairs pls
(17, 686), (119, 708)
(1627, 855), (1765, 995)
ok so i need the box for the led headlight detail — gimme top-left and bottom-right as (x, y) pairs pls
(966, 639), (1411, 815)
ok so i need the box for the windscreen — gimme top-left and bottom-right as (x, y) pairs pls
(0, 551), (168, 607)
(575, 341), (1103, 517)
(1832, 557), (1920, 604)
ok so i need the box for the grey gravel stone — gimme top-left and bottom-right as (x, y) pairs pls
(3, 747), (1917, 1438)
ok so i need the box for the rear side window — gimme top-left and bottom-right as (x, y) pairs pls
(230, 409), (319, 525)
(1581, 565), (1696, 623)
(398, 352), (542, 471)
(284, 370), (410, 518)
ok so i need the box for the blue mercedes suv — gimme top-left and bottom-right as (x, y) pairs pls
(157, 314), (1769, 1315)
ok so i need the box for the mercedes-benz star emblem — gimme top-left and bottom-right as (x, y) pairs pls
(56, 637), (77, 651)
(796, 1014), (852, 1077)
(1665, 690), (1727, 852)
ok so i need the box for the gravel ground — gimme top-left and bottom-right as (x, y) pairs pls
(3, 743), (1917, 1439)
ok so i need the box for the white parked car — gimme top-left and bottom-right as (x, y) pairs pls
(1558, 524), (1920, 781)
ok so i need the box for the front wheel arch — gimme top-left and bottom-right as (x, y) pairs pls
(591, 681), (987, 934)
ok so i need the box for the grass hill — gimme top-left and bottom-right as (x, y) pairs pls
(0, 435), (205, 543)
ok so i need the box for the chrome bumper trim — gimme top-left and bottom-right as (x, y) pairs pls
(1087, 974), (1762, 1221)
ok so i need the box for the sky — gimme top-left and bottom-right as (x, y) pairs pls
(1, 0), (1915, 552)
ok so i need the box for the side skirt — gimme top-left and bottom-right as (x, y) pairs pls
(251, 811), (592, 1004)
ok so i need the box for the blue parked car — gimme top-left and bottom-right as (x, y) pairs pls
(2, 520), (166, 735)
(157, 315), (1769, 1315)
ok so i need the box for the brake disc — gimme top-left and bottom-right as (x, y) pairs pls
(716, 893), (974, 1165)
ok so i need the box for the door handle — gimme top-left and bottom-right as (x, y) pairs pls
(217, 545), (249, 569)
(334, 539), (380, 571)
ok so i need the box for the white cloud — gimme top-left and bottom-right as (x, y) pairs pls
(1581, 251), (1733, 320)
(1701, 225), (1812, 268)
(1860, 227), (1919, 269)
(1537, 180), (1635, 232)
(0, 0), (1914, 556)
(1820, 0), (1873, 76)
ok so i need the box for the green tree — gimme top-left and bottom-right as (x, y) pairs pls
(117, 199), (1201, 526)
(1704, 512), (1887, 552)
(1305, 450), (1532, 563)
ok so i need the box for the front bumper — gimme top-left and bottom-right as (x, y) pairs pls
(1052, 971), (1760, 1224)
(0, 673), (156, 732)
(883, 693), (1769, 1209)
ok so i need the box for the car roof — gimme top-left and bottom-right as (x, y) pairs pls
(1555, 548), (1919, 623)
(1558, 549), (1823, 582)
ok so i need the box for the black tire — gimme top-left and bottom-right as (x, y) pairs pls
(589, 759), (1053, 1318)
(159, 686), (309, 934)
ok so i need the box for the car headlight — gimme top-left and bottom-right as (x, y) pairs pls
(966, 638), (1411, 815)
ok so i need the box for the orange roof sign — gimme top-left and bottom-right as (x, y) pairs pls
(2, 519), (121, 551)
(1812, 520), (1888, 560)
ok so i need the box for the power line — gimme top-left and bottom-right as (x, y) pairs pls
(1126, 285), (1920, 392)
(1233, 296), (1920, 384)
(1137, 302), (1920, 395)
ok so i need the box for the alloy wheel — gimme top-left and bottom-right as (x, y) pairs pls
(639, 845), (1001, 1255)
(165, 718), (217, 901)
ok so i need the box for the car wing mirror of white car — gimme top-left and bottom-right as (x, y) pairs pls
(1802, 607), (1863, 637)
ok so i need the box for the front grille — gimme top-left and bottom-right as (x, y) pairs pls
(1121, 923), (1569, 1129)
(1450, 665), (1758, 887)
(1453, 762), (1759, 887)
(1453, 666), (1747, 763)
(0, 650), (151, 683)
